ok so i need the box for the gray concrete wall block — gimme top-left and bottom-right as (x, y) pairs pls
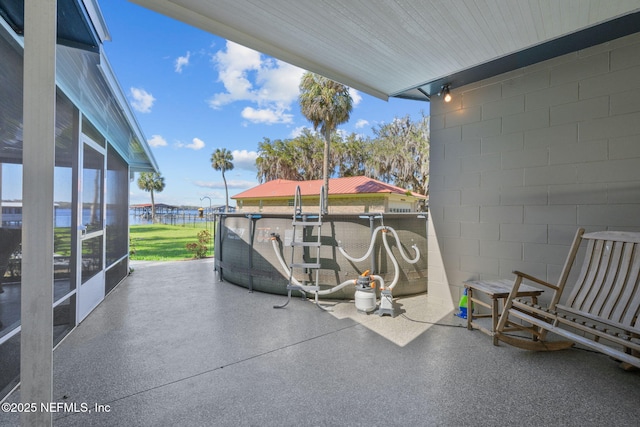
(462, 188), (500, 206)
(443, 237), (479, 256)
(500, 185), (548, 206)
(607, 182), (640, 204)
(480, 206), (523, 224)
(525, 164), (577, 186)
(550, 51), (610, 86)
(461, 223), (500, 241)
(481, 132), (524, 154)
(548, 183), (608, 205)
(526, 82), (579, 111)
(428, 205), (444, 223)
(430, 155), (460, 177)
(429, 189), (461, 207)
(550, 95), (610, 126)
(443, 205), (480, 223)
(577, 158), (640, 183)
(549, 140), (608, 165)
(480, 240), (523, 260)
(462, 117), (501, 139)
(609, 135), (640, 160)
(502, 69), (550, 98)
(482, 95), (525, 120)
(501, 147), (548, 170)
(523, 242), (572, 265)
(432, 125), (462, 142)
(578, 204), (640, 227)
(611, 40), (640, 71)
(578, 110), (640, 141)
(443, 171), (480, 190)
(445, 139), (481, 158)
(435, 220), (461, 238)
(525, 205), (577, 225)
(580, 65), (640, 100)
(429, 174), (445, 190)
(461, 152), (501, 173)
(430, 114), (445, 131)
(500, 223), (548, 243)
(502, 107), (550, 134)
(481, 168), (524, 188)
(430, 138), (445, 161)
(460, 255), (499, 276)
(611, 88), (640, 117)
(462, 83), (502, 107)
(524, 123), (578, 150)
(445, 105), (482, 128)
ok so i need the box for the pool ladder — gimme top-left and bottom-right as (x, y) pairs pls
(274, 185), (326, 309)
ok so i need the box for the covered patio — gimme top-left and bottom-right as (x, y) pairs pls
(4, 258), (640, 426)
(6, 2), (640, 425)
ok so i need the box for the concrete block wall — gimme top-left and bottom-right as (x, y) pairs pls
(428, 32), (640, 307)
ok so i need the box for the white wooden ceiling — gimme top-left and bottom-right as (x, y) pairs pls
(130, 0), (640, 100)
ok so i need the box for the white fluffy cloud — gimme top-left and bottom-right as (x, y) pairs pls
(175, 51), (190, 73)
(176, 137), (205, 150)
(130, 87), (155, 113)
(349, 88), (362, 106)
(355, 119), (369, 129)
(231, 149), (258, 171)
(148, 135), (168, 147)
(209, 41), (304, 124)
(241, 106), (293, 125)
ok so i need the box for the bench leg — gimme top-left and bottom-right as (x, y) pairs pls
(491, 298), (499, 346)
(466, 287), (473, 330)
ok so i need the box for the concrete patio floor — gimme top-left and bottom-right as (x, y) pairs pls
(4, 258), (640, 426)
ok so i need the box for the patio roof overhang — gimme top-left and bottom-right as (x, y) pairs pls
(131, 0), (640, 102)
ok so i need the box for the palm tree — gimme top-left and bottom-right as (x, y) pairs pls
(211, 148), (234, 212)
(137, 172), (166, 221)
(299, 72), (353, 213)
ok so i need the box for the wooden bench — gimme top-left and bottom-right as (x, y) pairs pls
(496, 228), (640, 370)
(464, 279), (544, 345)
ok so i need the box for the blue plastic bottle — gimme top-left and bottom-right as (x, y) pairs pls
(457, 288), (469, 319)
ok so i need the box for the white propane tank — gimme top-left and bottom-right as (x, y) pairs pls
(354, 275), (377, 313)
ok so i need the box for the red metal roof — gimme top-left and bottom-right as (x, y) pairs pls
(232, 176), (426, 199)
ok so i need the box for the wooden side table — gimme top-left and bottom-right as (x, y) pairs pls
(464, 279), (544, 345)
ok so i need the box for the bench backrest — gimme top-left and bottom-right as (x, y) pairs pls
(560, 231), (640, 334)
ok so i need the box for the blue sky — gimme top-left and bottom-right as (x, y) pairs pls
(99, 0), (429, 208)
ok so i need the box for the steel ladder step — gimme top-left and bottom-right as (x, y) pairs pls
(291, 241), (322, 247)
(290, 262), (321, 269)
(292, 220), (322, 226)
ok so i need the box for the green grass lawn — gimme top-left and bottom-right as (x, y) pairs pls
(129, 224), (214, 261)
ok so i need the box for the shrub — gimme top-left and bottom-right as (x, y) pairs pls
(186, 229), (211, 259)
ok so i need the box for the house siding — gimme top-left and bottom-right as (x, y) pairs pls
(237, 195), (417, 214)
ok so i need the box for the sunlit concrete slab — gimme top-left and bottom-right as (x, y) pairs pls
(327, 293), (465, 347)
(3, 258), (640, 426)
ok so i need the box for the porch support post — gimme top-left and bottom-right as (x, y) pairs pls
(21, 0), (57, 426)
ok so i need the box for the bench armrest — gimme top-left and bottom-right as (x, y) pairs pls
(512, 270), (560, 291)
